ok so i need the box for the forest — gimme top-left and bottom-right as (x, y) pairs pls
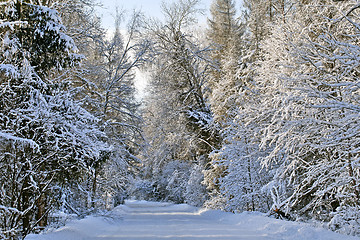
(0, 0), (359, 239)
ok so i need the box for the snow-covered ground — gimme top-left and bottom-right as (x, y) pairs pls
(26, 200), (359, 240)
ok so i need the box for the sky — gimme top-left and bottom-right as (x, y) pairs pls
(95, 0), (214, 30)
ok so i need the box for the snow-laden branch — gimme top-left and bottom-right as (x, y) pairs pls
(0, 131), (40, 152)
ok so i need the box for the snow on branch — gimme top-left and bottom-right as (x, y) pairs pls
(0, 131), (40, 152)
(0, 205), (22, 215)
(0, 64), (19, 78)
(0, 21), (27, 30)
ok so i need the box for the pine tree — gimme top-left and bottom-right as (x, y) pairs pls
(208, 0), (239, 77)
(207, 0), (243, 124)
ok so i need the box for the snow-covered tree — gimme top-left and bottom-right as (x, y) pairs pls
(211, 0), (360, 234)
(207, 0), (244, 124)
(74, 9), (153, 209)
(204, 0), (296, 213)
(257, 1), (360, 233)
(140, 0), (220, 206)
(207, 0), (239, 76)
(0, 1), (108, 238)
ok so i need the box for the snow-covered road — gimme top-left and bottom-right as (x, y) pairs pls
(26, 200), (359, 240)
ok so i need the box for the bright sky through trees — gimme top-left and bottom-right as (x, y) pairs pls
(96, 0), (214, 30)
(94, 0), (215, 99)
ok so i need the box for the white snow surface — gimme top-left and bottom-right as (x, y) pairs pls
(26, 200), (359, 240)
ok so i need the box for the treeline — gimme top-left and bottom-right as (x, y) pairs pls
(139, 0), (360, 236)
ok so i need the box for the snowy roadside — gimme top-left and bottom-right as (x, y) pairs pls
(25, 200), (359, 240)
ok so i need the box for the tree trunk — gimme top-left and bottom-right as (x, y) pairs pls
(21, 178), (32, 237)
(36, 193), (47, 228)
(92, 168), (97, 209)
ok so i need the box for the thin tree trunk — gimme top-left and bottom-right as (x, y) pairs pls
(92, 168), (97, 209)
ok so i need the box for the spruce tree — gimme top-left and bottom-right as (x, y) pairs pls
(207, 0), (242, 123)
(0, 1), (107, 238)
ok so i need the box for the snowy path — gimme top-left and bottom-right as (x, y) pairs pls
(26, 200), (359, 240)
